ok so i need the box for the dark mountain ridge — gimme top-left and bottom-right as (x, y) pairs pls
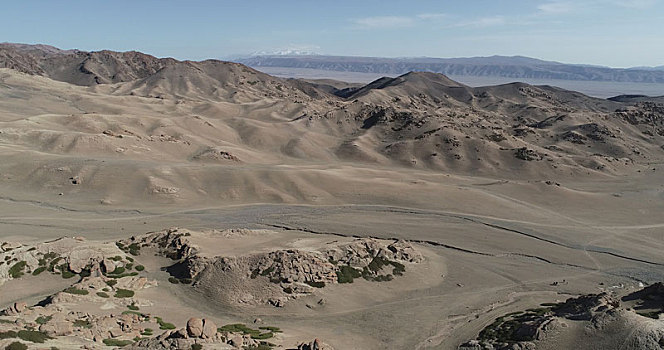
(236, 54), (664, 84)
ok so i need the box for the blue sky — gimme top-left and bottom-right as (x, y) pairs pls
(1, 0), (663, 67)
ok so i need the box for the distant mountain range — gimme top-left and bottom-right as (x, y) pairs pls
(234, 54), (664, 84)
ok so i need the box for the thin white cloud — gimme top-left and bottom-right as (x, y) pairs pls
(352, 16), (414, 29)
(613, 0), (657, 8)
(417, 13), (447, 20)
(455, 16), (506, 27)
(537, 2), (574, 14)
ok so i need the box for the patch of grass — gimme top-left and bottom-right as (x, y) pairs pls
(367, 256), (389, 272)
(217, 323), (274, 339)
(8, 261), (27, 278)
(17, 330), (52, 343)
(63, 287), (89, 295)
(127, 303), (139, 311)
(390, 261), (405, 276)
(218, 323), (259, 335)
(102, 338), (132, 347)
(258, 326), (281, 333)
(60, 270), (76, 279)
(336, 265), (362, 284)
(141, 328), (153, 336)
(191, 344), (203, 350)
(127, 243), (140, 256)
(114, 289), (134, 298)
(478, 308), (553, 344)
(107, 272), (139, 279)
(109, 266), (126, 275)
(0, 331), (18, 339)
(109, 256), (123, 262)
(134, 265), (145, 271)
(155, 317), (175, 330)
(5, 342), (27, 350)
(73, 319), (92, 329)
(125, 256), (134, 263)
(47, 257), (63, 272)
(125, 263), (133, 270)
(121, 311), (145, 317)
(79, 268), (91, 278)
(251, 332), (273, 340)
(35, 315), (52, 325)
(105, 279), (117, 287)
(168, 277), (179, 284)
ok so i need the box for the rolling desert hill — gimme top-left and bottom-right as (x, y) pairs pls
(0, 44), (663, 350)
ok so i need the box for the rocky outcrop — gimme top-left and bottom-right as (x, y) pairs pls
(460, 286), (664, 350)
(0, 302), (26, 316)
(298, 338), (335, 350)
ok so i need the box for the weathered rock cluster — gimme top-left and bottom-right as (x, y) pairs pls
(135, 228), (425, 306)
(459, 287), (664, 350)
(0, 229), (342, 349)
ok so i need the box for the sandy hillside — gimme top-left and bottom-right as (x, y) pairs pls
(0, 44), (663, 349)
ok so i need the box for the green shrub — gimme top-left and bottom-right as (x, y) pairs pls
(31, 266), (46, 276)
(155, 317), (176, 330)
(258, 326), (281, 333)
(63, 287), (89, 295)
(127, 243), (141, 256)
(134, 265), (145, 271)
(217, 323), (272, 339)
(127, 303), (139, 311)
(0, 331), (17, 339)
(5, 342), (27, 350)
(168, 277), (179, 284)
(47, 257), (63, 272)
(8, 261), (27, 278)
(336, 265), (362, 283)
(105, 279), (117, 287)
(114, 289), (134, 298)
(109, 266), (126, 275)
(97, 292), (109, 298)
(191, 345), (203, 350)
(251, 332), (273, 340)
(35, 315), (52, 325)
(102, 338), (132, 347)
(60, 270), (76, 279)
(141, 328), (153, 336)
(17, 330), (51, 343)
(107, 272), (139, 279)
(109, 256), (123, 261)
